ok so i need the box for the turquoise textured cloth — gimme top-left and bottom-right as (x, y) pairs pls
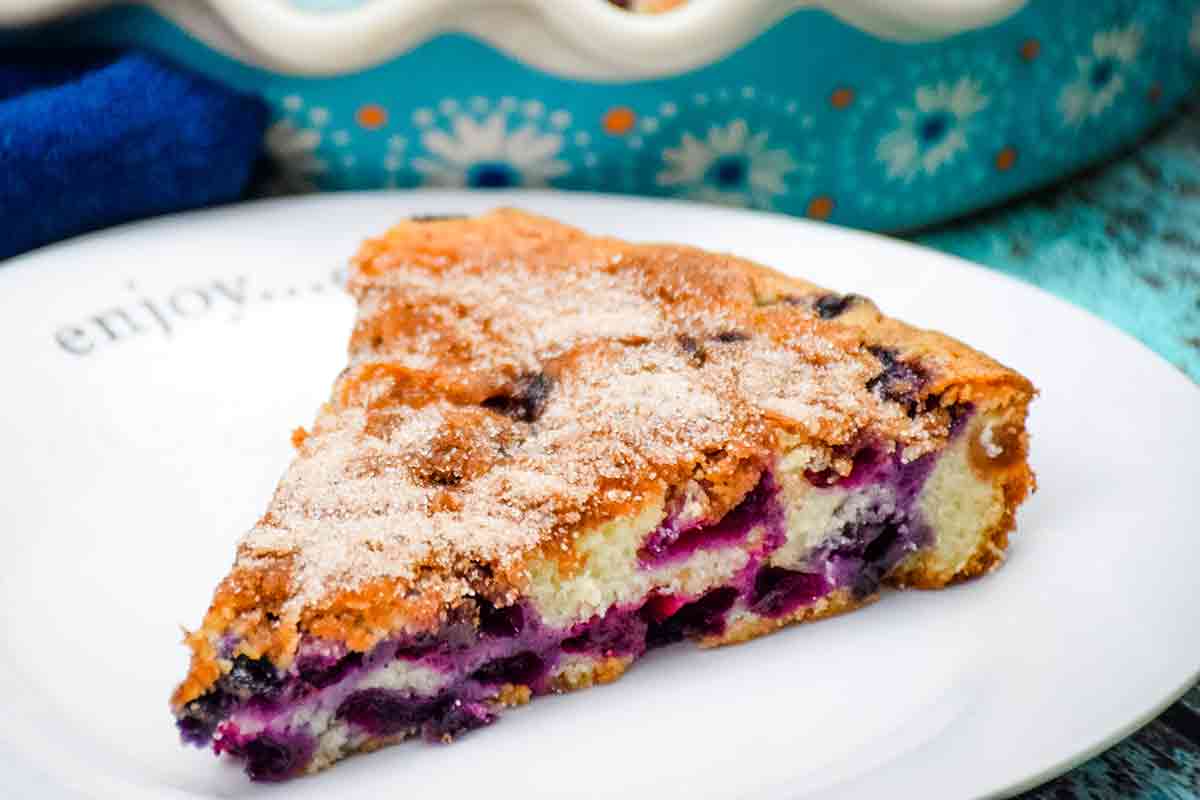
(923, 105), (1200, 383)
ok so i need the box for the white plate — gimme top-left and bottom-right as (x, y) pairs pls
(1, 191), (1197, 800)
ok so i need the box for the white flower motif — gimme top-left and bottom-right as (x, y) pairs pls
(1190, 12), (1200, 55)
(875, 76), (989, 183)
(655, 119), (798, 208)
(1058, 24), (1142, 126)
(413, 112), (568, 188)
(262, 119), (326, 194)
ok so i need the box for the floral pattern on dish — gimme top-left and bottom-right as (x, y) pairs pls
(837, 46), (1013, 228)
(262, 118), (328, 194)
(1058, 24), (1143, 127)
(876, 76), (990, 183)
(630, 88), (820, 212)
(655, 119), (800, 208)
(411, 100), (573, 189)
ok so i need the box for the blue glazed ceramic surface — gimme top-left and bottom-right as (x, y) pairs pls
(18, 0), (1200, 230)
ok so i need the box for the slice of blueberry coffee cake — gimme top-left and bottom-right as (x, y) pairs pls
(172, 209), (1035, 781)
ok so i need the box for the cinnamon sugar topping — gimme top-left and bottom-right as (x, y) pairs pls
(236, 209), (962, 616)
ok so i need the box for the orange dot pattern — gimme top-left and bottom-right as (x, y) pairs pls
(807, 196), (834, 220)
(1020, 39), (1040, 62)
(356, 104), (388, 130)
(995, 147), (1017, 172)
(830, 88), (854, 109)
(603, 106), (637, 135)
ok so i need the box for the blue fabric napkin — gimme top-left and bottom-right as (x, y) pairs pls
(0, 50), (267, 260)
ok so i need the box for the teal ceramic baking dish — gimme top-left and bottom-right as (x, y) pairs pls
(4, 0), (1197, 230)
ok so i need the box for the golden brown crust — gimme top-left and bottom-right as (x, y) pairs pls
(547, 656), (633, 692)
(494, 684), (533, 708)
(174, 209), (1035, 708)
(172, 563), (296, 707)
(702, 588), (873, 647)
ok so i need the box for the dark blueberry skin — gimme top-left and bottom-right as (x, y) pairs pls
(482, 372), (553, 423)
(559, 633), (590, 653)
(748, 567), (829, 618)
(477, 599), (525, 638)
(561, 609), (648, 656)
(422, 698), (496, 742)
(470, 651), (545, 686)
(242, 735), (303, 782)
(227, 654), (281, 696)
(850, 523), (903, 598)
(297, 652), (362, 690)
(392, 631), (448, 661)
(678, 330), (749, 361)
(337, 688), (442, 736)
(641, 470), (774, 565)
(804, 446), (880, 488)
(813, 293), (860, 319)
(644, 587), (739, 647)
(865, 346), (926, 416)
(177, 690), (234, 746)
(675, 587), (739, 635)
(176, 656), (282, 749)
(677, 333), (707, 366)
(947, 402), (973, 437)
(827, 511), (920, 599)
(338, 688), (497, 743)
(409, 213), (468, 222)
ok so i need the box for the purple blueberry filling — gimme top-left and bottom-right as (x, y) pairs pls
(337, 688), (446, 737)
(827, 506), (918, 599)
(644, 587), (739, 646)
(866, 346), (927, 416)
(815, 449), (937, 599)
(298, 651), (362, 690)
(804, 445), (882, 489)
(478, 599), (525, 638)
(182, 419), (971, 780)
(640, 471), (783, 566)
(241, 733), (312, 782)
(178, 689), (235, 746)
(748, 567), (829, 618)
(215, 728), (314, 782)
(335, 688), (499, 742)
(470, 651), (546, 686)
(421, 697), (496, 742)
(562, 607), (648, 656)
(227, 654), (282, 697)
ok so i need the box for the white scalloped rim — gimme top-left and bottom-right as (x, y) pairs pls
(1, 0), (1028, 77)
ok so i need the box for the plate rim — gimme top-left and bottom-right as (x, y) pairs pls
(1, 189), (1197, 800)
(6, 187), (1195, 396)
